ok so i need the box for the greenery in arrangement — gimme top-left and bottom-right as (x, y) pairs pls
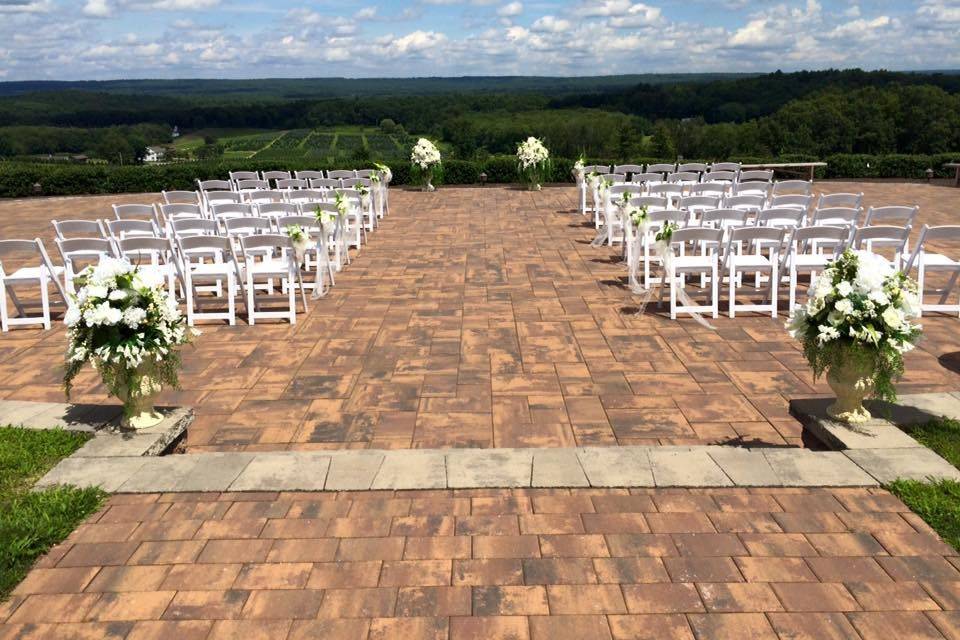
(63, 257), (193, 422)
(787, 249), (922, 402)
(0, 427), (106, 599)
(888, 419), (960, 551)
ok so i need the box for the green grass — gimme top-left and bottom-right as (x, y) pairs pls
(0, 427), (106, 599)
(887, 418), (960, 551)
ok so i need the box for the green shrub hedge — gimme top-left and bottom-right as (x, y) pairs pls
(1, 153), (958, 198)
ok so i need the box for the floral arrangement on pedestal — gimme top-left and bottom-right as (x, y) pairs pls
(787, 249), (922, 423)
(63, 257), (193, 430)
(516, 136), (551, 190)
(572, 154), (585, 184)
(410, 138), (442, 191)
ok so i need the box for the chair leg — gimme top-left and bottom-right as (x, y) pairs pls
(770, 264), (779, 318)
(729, 267), (736, 318)
(711, 263), (719, 318)
(917, 262), (925, 318)
(247, 273), (255, 325)
(227, 274), (236, 326)
(0, 280), (8, 332)
(789, 266), (797, 315)
(40, 274), (51, 330)
(288, 274), (296, 324)
(669, 266), (677, 320)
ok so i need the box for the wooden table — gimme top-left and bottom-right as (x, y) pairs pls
(741, 162), (828, 182)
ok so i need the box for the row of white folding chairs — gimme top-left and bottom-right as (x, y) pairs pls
(651, 224), (896, 319)
(51, 232), (317, 326)
(226, 168), (379, 188)
(201, 176), (374, 195)
(584, 162), (746, 177)
(106, 195), (372, 250)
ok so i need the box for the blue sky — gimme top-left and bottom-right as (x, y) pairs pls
(0, 0), (956, 80)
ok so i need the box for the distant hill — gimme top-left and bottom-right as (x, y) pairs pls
(0, 74), (757, 100)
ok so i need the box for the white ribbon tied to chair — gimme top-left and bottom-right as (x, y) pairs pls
(590, 183), (612, 247)
(310, 219), (337, 300)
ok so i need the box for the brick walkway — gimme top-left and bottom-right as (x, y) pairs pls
(0, 182), (958, 451)
(3, 487), (960, 639)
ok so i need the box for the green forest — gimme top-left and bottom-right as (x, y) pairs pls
(0, 69), (958, 168)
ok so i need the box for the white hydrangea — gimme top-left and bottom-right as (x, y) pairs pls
(516, 136), (549, 170)
(410, 138), (441, 170)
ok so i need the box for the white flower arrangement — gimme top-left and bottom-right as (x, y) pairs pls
(410, 138), (441, 189)
(786, 249), (922, 401)
(285, 224), (311, 263)
(374, 162), (393, 183)
(572, 154), (586, 184)
(516, 136), (551, 190)
(64, 256), (193, 417)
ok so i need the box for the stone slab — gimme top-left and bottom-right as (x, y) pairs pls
(706, 447), (782, 486)
(763, 449), (878, 486)
(117, 456), (201, 493)
(577, 447), (653, 487)
(446, 449), (533, 488)
(649, 447), (732, 487)
(372, 450), (445, 490)
(36, 457), (150, 493)
(230, 453), (331, 491)
(172, 453), (253, 492)
(324, 451), (385, 491)
(868, 393), (960, 425)
(791, 398), (923, 450)
(75, 433), (168, 458)
(1, 401), (69, 427)
(845, 447), (960, 484)
(532, 449), (589, 487)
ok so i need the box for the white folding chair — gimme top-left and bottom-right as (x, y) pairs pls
(286, 189), (327, 207)
(772, 180), (812, 196)
(113, 204), (158, 229)
(210, 203), (255, 230)
(162, 190), (200, 206)
(116, 237), (179, 298)
(238, 234), (302, 325)
(613, 164), (644, 179)
(645, 163), (675, 176)
(631, 172), (663, 185)
(175, 235), (237, 326)
(606, 185), (644, 245)
(52, 219), (107, 241)
(723, 226), (785, 318)
(677, 162), (708, 174)
(172, 218), (218, 238)
(276, 214), (335, 293)
(711, 162), (741, 173)
(244, 189), (285, 205)
(704, 170), (737, 183)
(781, 225), (849, 313)
(904, 225), (960, 317)
(852, 225), (911, 269)
(864, 205), (919, 227)
(641, 208), (684, 288)
(236, 179), (270, 193)
(769, 194), (812, 214)
(679, 196), (721, 224)
(687, 182), (729, 198)
(55, 237), (114, 294)
(157, 204), (204, 230)
(277, 178), (308, 191)
(0, 239), (66, 331)
(327, 169), (356, 180)
(817, 192), (863, 210)
(337, 189), (365, 249)
(723, 194), (766, 216)
(257, 202), (299, 227)
(294, 170), (325, 181)
(261, 170), (291, 187)
(811, 207), (861, 229)
(664, 227), (723, 319)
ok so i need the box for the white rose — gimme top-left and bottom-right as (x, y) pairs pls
(881, 306), (903, 329)
(64, 305), (82, 327)
(834, 298), (854, 316)
(836, 281), (853, 297)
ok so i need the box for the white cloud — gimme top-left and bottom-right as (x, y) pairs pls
(389, 29), (446, 54)
(82, 0), (112, 17)
(0, 0), (51, 13)
(531, 15), (571, 32)
(496, 1), (522, 17)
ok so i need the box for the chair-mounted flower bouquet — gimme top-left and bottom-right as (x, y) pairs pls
(63, 257), (193, 430)
(787, 249), (922, 423)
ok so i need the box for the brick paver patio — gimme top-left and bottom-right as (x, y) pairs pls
(0, 182), (958, 452)
(4, 487), (960, 639)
